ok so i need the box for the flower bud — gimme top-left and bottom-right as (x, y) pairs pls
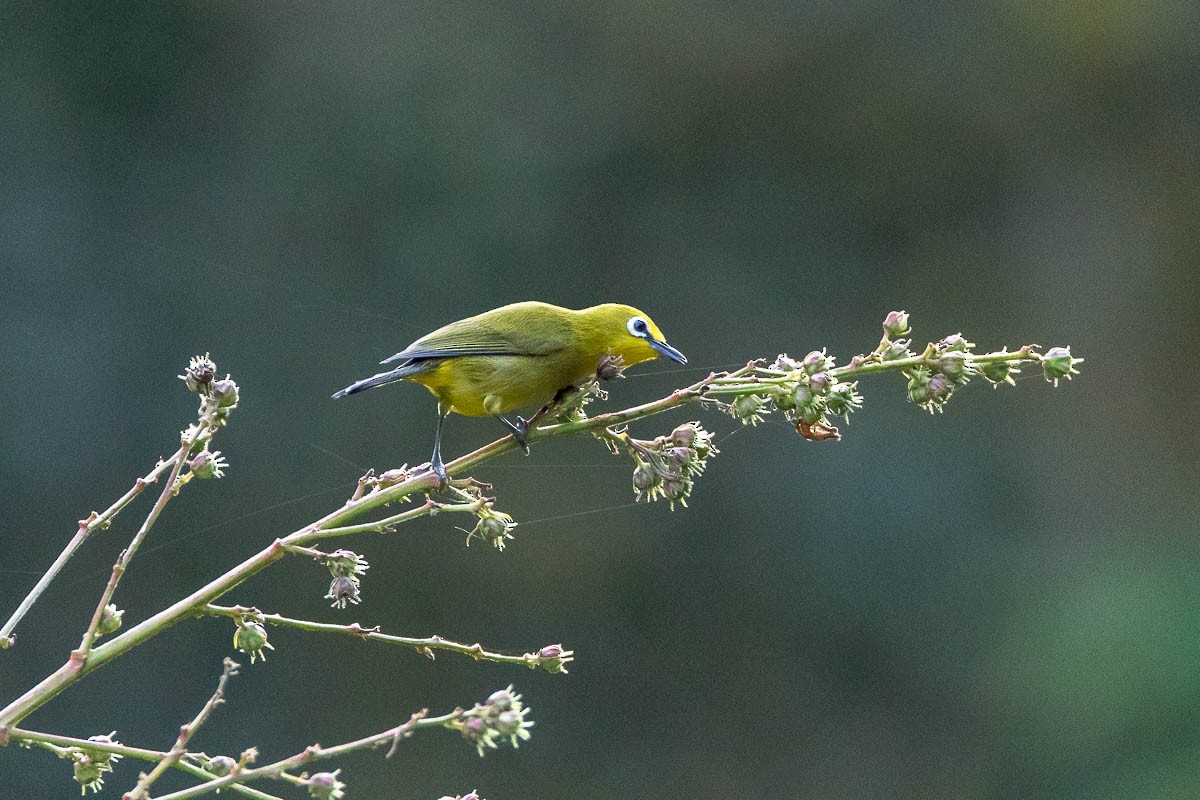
(593, 352), (626, 382)
(882, 310), (910, 337)
(937, 351), (969, 382)
(205, 755), (236, 777)
(907, 372), (931, 405)
(326, 575), (362, 609)
(939, 333), (974, 352)
(632, 464), (658, 494)
(307, 770), (346, 800)
(469, 509), (517, 550)
(771, 354), (798, 371)
(982, 360), (1015, 386)
(881, 340), (911, 361)
(928, 373), (952, 402)
(180, 354), (216, 394)
(661, 478), (687, 502)
(809, 372), (832, 394)
(537, 643), (572, 674)
(825, 382), (862, 417)
(233, 620), (274, 664)
(496, 710), (524, 736)
(1041, 346), (1081, 386)
(211, 378), (239, 408)
(733, 394), (766, 425)
(97, 604), (124, 637)
(189, 450), (228, 479)
(799, 400), (825, 425)
(487, 688), (515, 710)
(670, 423), (696, 448)
(802, 350), (833, 374)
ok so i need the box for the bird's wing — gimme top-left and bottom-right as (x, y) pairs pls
(380, 305), (572, 364)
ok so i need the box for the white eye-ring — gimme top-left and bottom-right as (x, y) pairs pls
(627, 316), (650, 337)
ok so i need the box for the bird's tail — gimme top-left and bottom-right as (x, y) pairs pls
(331, 361), (431, 399)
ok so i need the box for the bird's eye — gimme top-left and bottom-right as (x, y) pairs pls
(627, 317), (649, 337)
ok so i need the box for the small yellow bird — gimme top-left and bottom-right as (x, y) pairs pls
(332, 301), (686, 478)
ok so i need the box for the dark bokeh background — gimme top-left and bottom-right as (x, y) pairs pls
(2, 3), (1198, 798)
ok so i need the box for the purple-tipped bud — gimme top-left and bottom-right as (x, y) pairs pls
(939, 333), (974, 352)
(307, 770), (345, 800)
(928, 373), (952, 401)
(670, 424), (697, 448)
(487, 689), (515, 710)
(883, 310), (910, 337)
(189, 450), (228, 479)
(809, 372), (832, 394)
(802, 350), (833, 374)
(180, 355), (216, 394)
(938, 351), (968, 381)
(211, 378), (239, 408)
(496, 710), (523, 736)
(632, 464), (658, 493)
(538, 644), (572, 673)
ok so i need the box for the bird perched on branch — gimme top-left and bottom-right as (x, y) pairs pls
(332, 301), (687, 479)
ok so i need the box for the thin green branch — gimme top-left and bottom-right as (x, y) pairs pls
(203, 605), (573, 672)
(150, 709), (459, 800)
(9, 728), (281, 800)
(78, 425), (205, 656)
(124, 657), (240, 800)
(0, 456), (177, 649)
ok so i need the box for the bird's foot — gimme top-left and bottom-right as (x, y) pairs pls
(495, 415), (532, 456)
(418, 457), (449, 486)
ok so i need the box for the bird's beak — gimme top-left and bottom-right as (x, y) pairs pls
(649, 338), (687, 364)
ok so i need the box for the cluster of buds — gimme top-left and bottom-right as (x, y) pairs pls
(466, 504), (518, 550)
(324, 549), (370, 609)
(768, 349), (864, 440)
(905, 332), (980, 413)
(180, 354), (240, 428)
(454, 686), (534, 757)
(628, 422), (717, 509)
(67, 733), (122, 794)
(306, 769), (347, 800)
(232, 617), (274, 664)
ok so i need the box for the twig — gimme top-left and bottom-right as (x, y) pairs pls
(151, 709), (458, 800)
(202, 605), (573, 671)
(78, 422), (209, 656)
(124, 657), (240, 800)
(8, 728), (282, 800)
(0, 457), (176, 648)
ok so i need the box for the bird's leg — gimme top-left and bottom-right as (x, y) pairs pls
(428, 405), (449, 482)
(492, 385), (579, 456)
(493, 415), (531, 455)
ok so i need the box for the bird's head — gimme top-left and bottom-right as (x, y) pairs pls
(584, 304), (687, 368)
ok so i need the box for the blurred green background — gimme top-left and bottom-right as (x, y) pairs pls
(2, 3), (1197, 798)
